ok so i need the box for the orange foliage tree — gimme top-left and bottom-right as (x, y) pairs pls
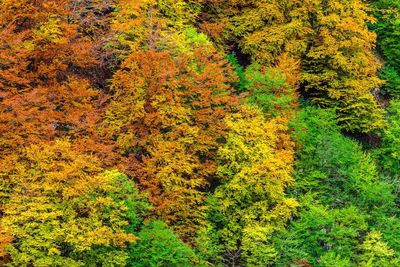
(0, 0), (112, 160)
(0, 227), (12, 264)
(104, 47), (239, 242)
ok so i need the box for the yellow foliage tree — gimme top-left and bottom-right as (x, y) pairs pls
(0, 140), (136, 266)
(212, 106), (298, 266)
(301, 0), (384, 133)
(357, 231), (400, 267)
(201, 0), (384, 133)
(200, 0), (311, 64)
(111, 0), (204, 54)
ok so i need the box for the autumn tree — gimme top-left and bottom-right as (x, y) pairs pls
(104, 42), (238, 242)
(301, 0), (384, 133)
(0, 140), (141, 266)
(207, 106), (298, 266)
(0, 0), (112, 161)
(200, 0), (384, 133)
(356, 231), (400, 267)
(199, 0), (310, 64)
(0, 227), (12, 265)
(111, 0), (203, 55)
(2, 0), (400, 266)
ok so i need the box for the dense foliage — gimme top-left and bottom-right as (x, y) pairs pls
(1, 0), (400, 266)
(370, 0), (400, 97)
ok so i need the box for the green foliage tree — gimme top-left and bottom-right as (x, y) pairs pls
(127, 221), (195, 267)
(275, 202), (368, 266)
(290, 106), (390, 208)
(275, 106), (400, 266)
(370, 0), (400, 97)
(319, 252), (353, 267)
(245, 63), (297, 118)
(377, 100), (400, 178)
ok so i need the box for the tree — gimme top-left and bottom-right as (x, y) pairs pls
(127, 221), (195, 267)
(199, 0), (310, 64)
(370, 0), (400, 97)
(376, 100), (400, 195)
(275, 202), (368, 266)
(244, 56), (298, 118)
(0, 0), (113, 163)
(356, 231), (400, 267)
(210, 106), (298, 266)
(274, 105), (400, 266)
(111, 0), (203, 55)
(319, 252), (353, 267)
(200, 0), (384, 133)
(104, 46), (238, 242)
(301, 0), (384, 133)
(0, 227), (12, 265)
(0, 140), (138, 266)
(290, 106), (389, 208)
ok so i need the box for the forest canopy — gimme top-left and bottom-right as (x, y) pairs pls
(0, 0), (399, 266)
